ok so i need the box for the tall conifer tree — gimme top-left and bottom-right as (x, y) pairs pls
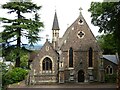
(0, 0), (43, 67)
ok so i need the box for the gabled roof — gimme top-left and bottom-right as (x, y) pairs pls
(39, 39), (58, 56)
(29, 52), (38, 61)
(29, 39), (58, 61)
(58, 12), (101, 51)
(58, 16), (80, 48)
(103, 55), (119, 65)
(52, 11), (60, 30)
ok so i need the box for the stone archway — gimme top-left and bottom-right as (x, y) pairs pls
(40, 55), (54, 71)
(42, 57), (52, 70)
(78, 70), (84, 82)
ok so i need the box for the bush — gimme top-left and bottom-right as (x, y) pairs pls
(3, 68), (28, 85)
(105, 73), (117, 83)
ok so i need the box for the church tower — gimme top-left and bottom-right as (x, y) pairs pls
(52, 11), (60, 49)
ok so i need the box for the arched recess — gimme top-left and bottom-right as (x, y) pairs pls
(106, 65), (113, 75)
(78, 70), (85, 82)
(40, 55), (54, 71)
(42, 57), (52, 70)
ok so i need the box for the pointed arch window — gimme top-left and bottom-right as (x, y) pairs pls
(42, 57), (52, 70)
(89, 47), (93, 67)
(69, 47), (73, 67)
(106, 65), (113, 75)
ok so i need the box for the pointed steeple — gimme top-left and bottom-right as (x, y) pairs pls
(52, 11), (60, 30)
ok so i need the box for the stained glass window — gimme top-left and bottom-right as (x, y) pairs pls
(42, 57), (52, 70)
(89, 47), (93, 67)
(69, 47), (73, 67)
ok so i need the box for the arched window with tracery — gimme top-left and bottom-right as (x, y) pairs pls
(42, 57), (52, 70)
(106, 65), (113, 75)
(89, 47), (93, 67)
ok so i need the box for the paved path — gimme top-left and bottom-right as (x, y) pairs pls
(8, 83), (117, 88)
(26, 84), (116, 88)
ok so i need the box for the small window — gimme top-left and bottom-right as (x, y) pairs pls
(60, 61), (63, 67)
(79, 19), (83, 23)
(106, 67), (109, 74)
(78, 19), (84, 25)
(106, 65), (113, 75)
(110, 68), (113, 74)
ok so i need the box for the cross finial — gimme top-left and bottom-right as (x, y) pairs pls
(46, 34), (49, 41)
(55, 6), (56, 12)
(67, 24), (69, 28)
(79, 7), (83, 14)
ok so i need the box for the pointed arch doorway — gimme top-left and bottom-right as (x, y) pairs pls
(78, 70), (85, 82)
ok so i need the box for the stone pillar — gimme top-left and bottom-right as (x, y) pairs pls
(99, 68), (105, 82)
(84, 71), (89, 82)
(59, 71), (64, 83)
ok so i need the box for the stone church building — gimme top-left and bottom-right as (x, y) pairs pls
(27, 9), (103, 85)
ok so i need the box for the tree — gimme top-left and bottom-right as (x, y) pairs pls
(88, 2), (120, 53)
(96, 33), (117, 54)
(0, 1), (44, 67)
(0, 61), (9, 90)
(89, 1), (120, 88)
(20, 52), (29, 69)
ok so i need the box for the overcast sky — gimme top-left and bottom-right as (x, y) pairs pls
(0, 0), (103, 45)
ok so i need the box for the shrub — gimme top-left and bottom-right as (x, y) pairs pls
(105, 73), (117, 83)
(3, 68), (28, 85)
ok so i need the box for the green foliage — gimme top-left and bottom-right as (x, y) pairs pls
(0, 62), (8, 74)
(3, 68), (28, 86)
(1, 1), (44, 46)
(0, 33), (2, 57)
(1, 62), (11, 89)
(89, 2), (120, 86)
(89, 2), (120, 53)
(0, 1), (44, 67)
(89, 2), (117, 33)
(0, 62), (8, 88)
(20, 53), (29, 69)
(96, 33), (117, 54)
(105, 73), (117, 83)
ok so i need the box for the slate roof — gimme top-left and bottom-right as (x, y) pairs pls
(52, 11), (60, 30)
(29, 52), (38, 61)
(103, 55), (119, 65)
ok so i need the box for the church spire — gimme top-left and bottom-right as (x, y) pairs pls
(52, 11), (60, 30)
(52, 11), (60, 50)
